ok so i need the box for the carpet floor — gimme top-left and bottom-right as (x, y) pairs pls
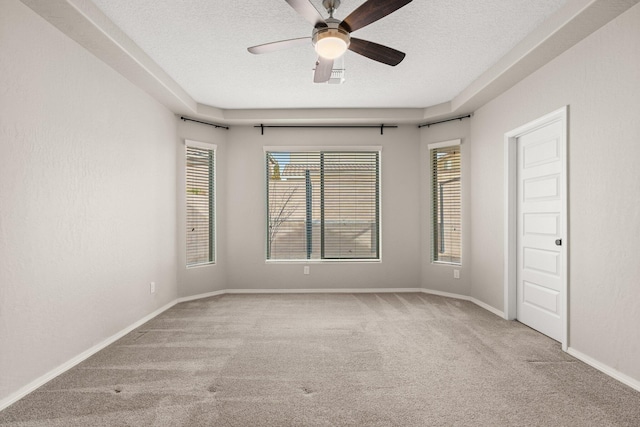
(1, 293), (639, 426)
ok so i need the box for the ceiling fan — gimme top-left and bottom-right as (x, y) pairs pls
(247, 0), (413, 83)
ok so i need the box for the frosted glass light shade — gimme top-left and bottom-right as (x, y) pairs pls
(313, 28), (350, 59)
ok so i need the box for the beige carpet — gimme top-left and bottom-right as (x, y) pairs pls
(1, 293), (639, 426)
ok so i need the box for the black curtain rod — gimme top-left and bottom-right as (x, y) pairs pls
(180, 116), (229, 130)
(255, 124), (397, 135)
(418, 114), (472, 128)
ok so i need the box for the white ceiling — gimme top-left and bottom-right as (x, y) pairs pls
(89, 0), (566, 110)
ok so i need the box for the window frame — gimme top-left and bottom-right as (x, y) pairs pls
(185, 139), (216, 268)
(429, 139), (462, 266)
(264, 146), (382, 263)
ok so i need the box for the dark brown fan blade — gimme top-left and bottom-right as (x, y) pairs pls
(248, 37), (311, 54)
(348, 37), (405, 66)
(285, 0), (327, 28)
(340, 0), (412, 33)
(313, 56), (334, 83)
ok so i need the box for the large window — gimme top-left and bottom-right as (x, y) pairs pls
(186, 140), (215, 267)
(266, 149), (380, 261)
(430, 140), (461, 264)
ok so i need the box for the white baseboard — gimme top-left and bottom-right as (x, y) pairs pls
(421, 288), (505, 318)
(469, 297), (505, 318)
(227, 287), (424, 294)
(0, 300), (176, 412)
(567, 347), (640, 393)
(177, 289), (225, 303)
(421, 288), (469, 300)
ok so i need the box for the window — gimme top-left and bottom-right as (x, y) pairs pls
(266, 149), (380, 261)
(430, 140), (461, 264)
(185, 140), (216, 267)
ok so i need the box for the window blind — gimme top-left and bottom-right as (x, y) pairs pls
(266, 150), (380, 261)
(431, 145), (461, 264)
(186, 144), (215, 267)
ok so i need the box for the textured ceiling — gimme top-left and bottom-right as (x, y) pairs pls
(89, 0), (566, 110)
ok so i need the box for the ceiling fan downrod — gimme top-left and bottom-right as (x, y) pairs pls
(322, 0), (340, 18)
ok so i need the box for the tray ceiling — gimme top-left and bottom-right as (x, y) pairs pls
(89, 0), (566, 110)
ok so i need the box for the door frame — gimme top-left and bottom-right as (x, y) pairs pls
(503, 106), (569, 351)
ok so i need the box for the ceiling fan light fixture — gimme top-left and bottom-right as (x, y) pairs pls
(313, 28), (350, 59)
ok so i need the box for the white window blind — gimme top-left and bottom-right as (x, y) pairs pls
(266, 150), (380, 261)
(186, 142), (215, 267)
(430, 143), (461, 264)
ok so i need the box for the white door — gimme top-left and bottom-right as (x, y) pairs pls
(516, 119), (565, 341)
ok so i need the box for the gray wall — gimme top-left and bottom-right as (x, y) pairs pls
(0, 0), (178, 403)
(469, 3), (640, 381)
(224, 125), (422, 290)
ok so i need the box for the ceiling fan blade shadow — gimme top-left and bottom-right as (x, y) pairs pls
(340, 0), (412, 33)
(313, 57), (334, 83)
(348, 37), (405, 66)
(285, 0), (327, 28)
(248, 37), (311, 54)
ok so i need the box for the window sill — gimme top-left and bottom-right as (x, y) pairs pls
(431, 261), (462, 267)
(265, 259), (381, 265)
(186, 262), (216, 269)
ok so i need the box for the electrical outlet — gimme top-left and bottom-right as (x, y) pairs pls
(304, 266), (310, 275)
(453, 270), (460, 279)
(150, 282), (156, 294)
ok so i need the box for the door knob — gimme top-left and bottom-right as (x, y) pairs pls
(555, 239), (562, 246)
